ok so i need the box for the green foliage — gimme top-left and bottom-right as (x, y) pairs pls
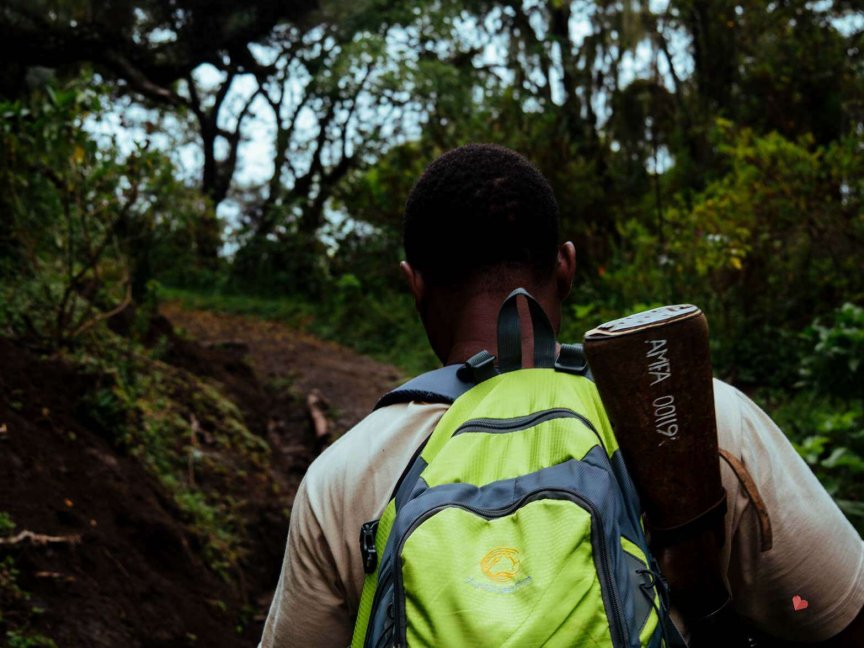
(74, 330), (271, 576)
(767, 303), (864, 530)
(0, 557), (57, 648)
(773, 394), (864, 529)
(590, 123), (864, 387)
(0, 512), (14, 536)
(229, 232), (331, 298)
(726, 0), (858, 145)
(0, 76), (214, 349)
(160, 283), (438, 375)
(800, 303), (864, 401)
(319, 275), (438, 374)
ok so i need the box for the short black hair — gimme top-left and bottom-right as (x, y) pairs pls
(403, 144), (560, 288)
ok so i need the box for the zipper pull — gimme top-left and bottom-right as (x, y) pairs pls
(360, 520), (379, 574)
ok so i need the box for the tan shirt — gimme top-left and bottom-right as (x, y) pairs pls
(261, 380), (864, 646)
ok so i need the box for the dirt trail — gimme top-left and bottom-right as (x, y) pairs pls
(161, 303), (405, 438)
(0, 304), (406, 647)
(160, 303), (408, 637)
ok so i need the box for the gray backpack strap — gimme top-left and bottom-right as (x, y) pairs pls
(362, 365), (474, 573)
(373, 365), (474, 410)
(375, 342), (591, 411)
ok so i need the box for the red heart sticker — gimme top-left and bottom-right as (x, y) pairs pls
(792, 595), (809, 611)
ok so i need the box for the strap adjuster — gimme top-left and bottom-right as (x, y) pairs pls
(555, 343), (590, 376)
(457, 350), (497, 383)
(360, 520), (379, 574)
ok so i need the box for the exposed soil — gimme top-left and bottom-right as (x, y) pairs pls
(160, 304), (404, 438)
(0, 304), (403, 647)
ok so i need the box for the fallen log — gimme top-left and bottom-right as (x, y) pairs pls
(306, 390), (330, 439)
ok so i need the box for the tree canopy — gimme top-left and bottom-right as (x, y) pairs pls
(2, 0), (863, 527)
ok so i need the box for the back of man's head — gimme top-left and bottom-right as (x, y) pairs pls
(403, 144), (560, 290)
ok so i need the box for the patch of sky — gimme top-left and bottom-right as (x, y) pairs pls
(569, 4), (595, 45)
(248, 42), (282, 68)
(131, 7), (148, 46)
(548, 41), (566, 106)
(147, 27), (178, 46)
(646, 144), (673, 175)
(527, 0), (549, 39)
(831, 11), (864, 37)
(319, 201), (380, 254)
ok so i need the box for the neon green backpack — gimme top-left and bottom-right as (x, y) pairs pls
(352, 289), (674, 647)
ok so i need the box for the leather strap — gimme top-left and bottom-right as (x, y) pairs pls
(719, 448), (774, 552)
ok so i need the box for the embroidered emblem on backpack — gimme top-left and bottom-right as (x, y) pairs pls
(480, 547), (520, 583)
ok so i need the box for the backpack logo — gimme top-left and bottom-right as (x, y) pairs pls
(480, 547), (520, 583)
(466, 547), (532, 595)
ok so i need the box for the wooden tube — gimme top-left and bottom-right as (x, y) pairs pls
(584, 305), (731, 625)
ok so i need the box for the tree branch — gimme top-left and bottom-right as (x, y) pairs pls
(0, 530), (81, 546)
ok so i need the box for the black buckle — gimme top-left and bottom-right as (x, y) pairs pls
(457, 350), (497, 383)
(554, 343), (590, 376)
(360, 520), (379, 574)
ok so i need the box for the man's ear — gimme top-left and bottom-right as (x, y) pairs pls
(400, 261), (426, 304)
(555, 241), (577, 300)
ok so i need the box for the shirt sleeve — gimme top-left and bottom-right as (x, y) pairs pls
(717, 383), (864, 642)
(259, 475), (353, 648)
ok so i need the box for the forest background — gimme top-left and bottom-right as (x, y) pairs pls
(1, 0), (863, 646)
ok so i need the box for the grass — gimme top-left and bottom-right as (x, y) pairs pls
(158, 284), (439, 376)
(0, 515), (57, 647)
(72, 330), (272, 578)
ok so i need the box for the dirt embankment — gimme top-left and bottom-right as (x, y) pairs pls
(160, 304), (403, 438)
(0, 305), (403, 647)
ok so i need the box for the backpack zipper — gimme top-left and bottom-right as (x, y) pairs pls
(389, 487), (628, 648)
(452, 408), (607, 451)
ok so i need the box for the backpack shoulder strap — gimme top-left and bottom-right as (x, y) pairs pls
(375, 341), (592, 411)
(373, 364), (474, 410)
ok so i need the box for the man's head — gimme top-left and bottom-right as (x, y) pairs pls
(400, 144), (576, 364)
(403, 143), (560, 290)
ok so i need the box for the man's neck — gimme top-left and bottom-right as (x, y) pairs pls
(440, 287), (562, 366)
(442, 295), (499, 365)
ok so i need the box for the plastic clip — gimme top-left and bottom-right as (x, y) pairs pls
(360, 520), (379, 574)
(555, 343), (591, 376)
(457, 350), (498, 383)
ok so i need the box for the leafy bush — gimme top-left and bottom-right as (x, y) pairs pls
(0, 512), (14, 536)
(0, 77), (214, 349)
(584, 123), (864, 388)
(769, 303), (864, 529)
(799, 303), (864, 401)
(773, 394), (864, 528)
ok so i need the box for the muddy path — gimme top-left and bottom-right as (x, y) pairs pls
(0, 304), (406, 647)
(160, 303), (407, 637)
(161, 303), (405, 439)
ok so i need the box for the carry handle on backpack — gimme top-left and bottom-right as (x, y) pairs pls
(382, 289), (590, 409)
(497, 288), (557, 371)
